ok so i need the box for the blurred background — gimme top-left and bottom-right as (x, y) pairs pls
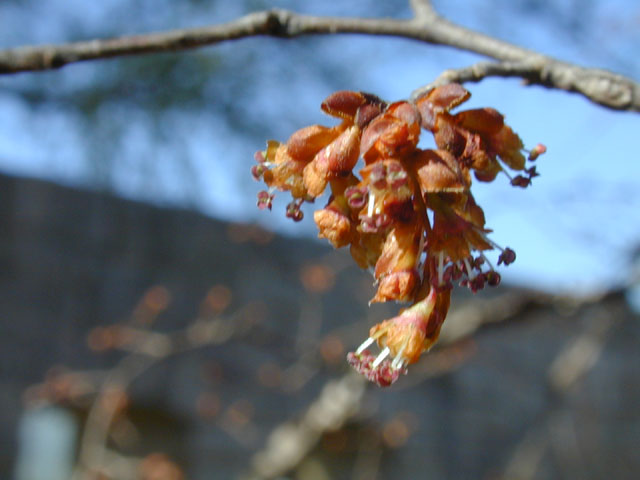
(1, 1), (639, 479)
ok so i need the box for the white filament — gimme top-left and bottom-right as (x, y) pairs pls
(372, 346), (390, 368)
(356, 337), (375, 355)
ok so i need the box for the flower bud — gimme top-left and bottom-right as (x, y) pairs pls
(359, 103), (420, 162)
(415, 83), (470, 131)
(303, 126), (361, 197)
(371, 268), (419, 303)
(414, 149), (470, 193)
(355, 103), (384, 129)
(286, 124), (342, 163)
(313, 208), (352, 248)
(321, 91), (385, 121)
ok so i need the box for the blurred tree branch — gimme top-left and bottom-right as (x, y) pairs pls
(249, 290), (550, 479)
(0, 0), (638, 111)
(502, 302), (620, 479)
(70, 303), (258, 480)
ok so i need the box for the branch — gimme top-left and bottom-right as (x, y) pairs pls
(0, 4), (638, 112)
(502, 304), (619, 479)
(250, 373), (367, 480)
(71, 305), (255, 480)
(410, 60), (640, 112)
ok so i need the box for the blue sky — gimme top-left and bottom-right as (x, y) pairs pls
(0, 0), (638, 295)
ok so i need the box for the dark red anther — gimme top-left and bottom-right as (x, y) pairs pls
(525, 166), (539, 178)
(257, 190), (274, 210)
(345, 186), (368, 210)
(510, 175), (531, 188)
(497, 248), (516, 266)
(473, 256), (485, 269)
(285, 200), (304, 222)
(386, 163), (409, 190)
(468, 274), (486, 293)
(347, 351), (404, 387)
(370, 162), (387, 190)
(254, 150), (266, 163)
(485, 270), (501, 287)
(251, 164), (267, 181)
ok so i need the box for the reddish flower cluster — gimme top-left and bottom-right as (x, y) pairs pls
(253, 84), (545, 387)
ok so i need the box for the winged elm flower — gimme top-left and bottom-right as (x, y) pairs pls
(252, 85), (544, 386)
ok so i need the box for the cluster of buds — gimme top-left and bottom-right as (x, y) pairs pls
(253, 84), (545, 387)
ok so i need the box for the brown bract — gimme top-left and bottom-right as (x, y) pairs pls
(421, 288), (451, 351)
(416, 84), (470, 131)
(373, 269), (420, 304)
(372, 223), (422, 303)
(427, 192), (491, 261)
(413, 149), (470, 193)
(262, 142), (309, 198)
(417, 86), (527, 182)
(369, 287), (450, 365)
(322, 90), (386, 123)
(360, 101), (421, 163)
(286, 124), (344, 162)
(303, 125), (361, 197)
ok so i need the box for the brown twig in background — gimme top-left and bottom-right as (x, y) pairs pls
(0, 1), (637, 111)
(501, 302), (621, 480)
(71, 305), (256, 480)
(250, 372), (368, 480)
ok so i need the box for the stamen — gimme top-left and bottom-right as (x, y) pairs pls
(391, 336), (410, 370)
(372, 346), (391, 368)
(501, 169), (514, 181)
(467, 239), (496, 272)
(494, 156), (514, 181)
(391, 354), (407, 370)
(463, 257), (476, 280)
(477, 230), (504, 252)
(368, 266), (376, 278)
(367, 192), (375, 218)
(438, 251), (444, 286)
(480, 251), (495, 271)
(356, 337), (375, 355)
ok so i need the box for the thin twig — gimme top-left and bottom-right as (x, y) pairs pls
(72, 307), (254, 480)
(0, 4), (637, 111)
(502, 303), (619, 479)
(410, 60), (640, 112)
(409, 0), (436, 21)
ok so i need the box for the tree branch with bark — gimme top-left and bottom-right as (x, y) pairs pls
(0, 0), (637, 111)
